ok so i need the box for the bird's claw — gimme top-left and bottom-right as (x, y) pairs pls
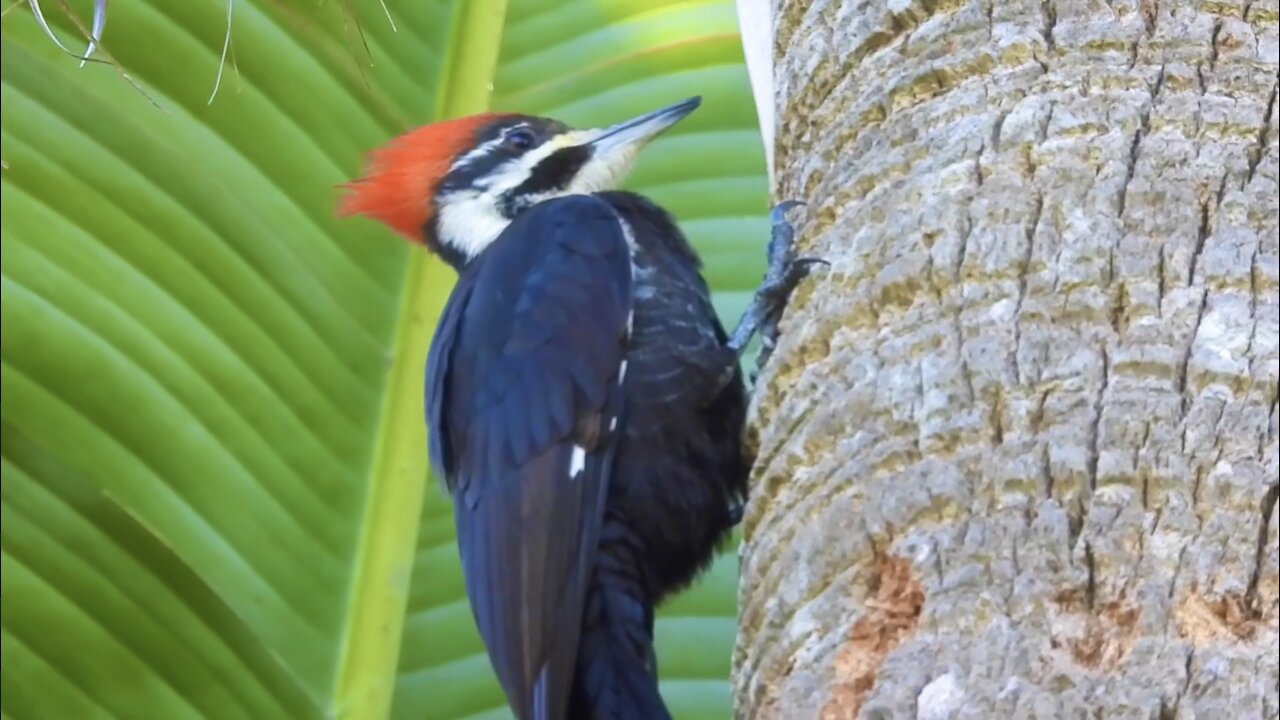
(727, 200), (826, 379)
(769, 199), (806, 225)
(724, 502), (745, 529)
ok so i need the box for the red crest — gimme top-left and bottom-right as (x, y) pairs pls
(337, 113), (508, 243)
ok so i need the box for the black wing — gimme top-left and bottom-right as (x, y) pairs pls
(425, 195), (633, 720)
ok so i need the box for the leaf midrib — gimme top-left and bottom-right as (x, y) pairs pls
(331, 2), (510, 718)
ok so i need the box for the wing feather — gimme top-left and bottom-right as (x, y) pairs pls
(425, 195), (632, 720)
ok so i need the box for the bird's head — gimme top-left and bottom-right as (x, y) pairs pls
(338, 96), (701, 268)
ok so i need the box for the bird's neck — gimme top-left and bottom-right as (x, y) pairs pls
(433, 193), (515, 269)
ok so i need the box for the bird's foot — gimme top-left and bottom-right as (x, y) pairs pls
(727, 200), (826, 377)
(723, 501), (746, 529)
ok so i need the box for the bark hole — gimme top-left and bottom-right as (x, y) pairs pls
(818, 554), (925, 720)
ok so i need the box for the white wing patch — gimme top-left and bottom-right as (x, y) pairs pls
(570, 445), (587, 479)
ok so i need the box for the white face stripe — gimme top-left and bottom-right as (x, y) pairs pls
(436, 194), (513, 261)
(570, 445), (586, 478)
(449, 136), (503, 171)
(564, 144), (641, 196)
(449, 123), (531, 173)
(434, 128), (647, 262)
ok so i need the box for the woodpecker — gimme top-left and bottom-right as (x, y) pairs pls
(339, 97), (817, 720)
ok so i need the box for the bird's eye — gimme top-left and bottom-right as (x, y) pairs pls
(504, 129), (536, 151)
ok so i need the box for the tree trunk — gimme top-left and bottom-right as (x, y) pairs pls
(732, 0), (1279, 717)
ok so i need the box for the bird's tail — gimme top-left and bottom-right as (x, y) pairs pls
(570, 523), (672, 720)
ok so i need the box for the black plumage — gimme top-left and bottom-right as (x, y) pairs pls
(427, 193), (748, 720)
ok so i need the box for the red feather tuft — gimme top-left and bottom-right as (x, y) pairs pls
(337, 113), (509, 243)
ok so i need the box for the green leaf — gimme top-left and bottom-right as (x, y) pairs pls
(0, 1), (768, 719)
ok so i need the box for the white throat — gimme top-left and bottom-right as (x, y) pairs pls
(436, 192), (513, 261)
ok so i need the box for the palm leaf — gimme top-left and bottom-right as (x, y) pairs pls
(0, 1), (768, 718)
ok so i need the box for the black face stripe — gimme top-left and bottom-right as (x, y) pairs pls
(518, 145), (593, 195)
(499, 145), (594, 216)
(438, 115), (569, 195)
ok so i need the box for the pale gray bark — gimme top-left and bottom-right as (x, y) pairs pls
(733, 0), (1279, 717)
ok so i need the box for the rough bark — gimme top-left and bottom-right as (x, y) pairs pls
(734, 0), (1279, 717)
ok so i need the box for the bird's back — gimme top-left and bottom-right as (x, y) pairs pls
(596, 190), (750, 603)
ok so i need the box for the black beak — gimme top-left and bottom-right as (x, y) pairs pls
(587, 96), (702, 155)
